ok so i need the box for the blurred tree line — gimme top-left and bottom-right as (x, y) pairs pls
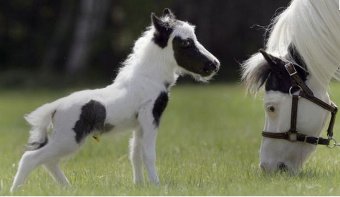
(0, 0), (290, 88)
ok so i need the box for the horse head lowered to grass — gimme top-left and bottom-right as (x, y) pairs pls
(242, 0), (340, 173)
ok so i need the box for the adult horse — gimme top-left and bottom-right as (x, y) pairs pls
(242, 0), (340, 173)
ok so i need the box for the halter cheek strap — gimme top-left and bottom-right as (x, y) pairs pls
(262, 64), (338, 147)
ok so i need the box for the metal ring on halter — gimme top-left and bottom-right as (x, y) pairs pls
(328, 138), (337, 149)
(289, 85), (302, 96)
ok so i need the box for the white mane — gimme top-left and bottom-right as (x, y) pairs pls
(243, 0), (340, 92)
(114, 16), (181, 86)
(113, 26), (155, 83)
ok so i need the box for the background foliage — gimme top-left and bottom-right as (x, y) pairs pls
(0, 0), (290, 87)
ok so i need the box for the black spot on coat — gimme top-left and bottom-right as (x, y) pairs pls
(152, 92), (169, 127)
(73, 100), (107, 143)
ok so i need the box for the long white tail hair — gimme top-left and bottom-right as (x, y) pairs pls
(243, 0), (340, 92)
(25, 99), (62, 145)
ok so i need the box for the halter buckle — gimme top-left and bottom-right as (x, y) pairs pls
(327, 137), (340, 149)
(285, 64), (298, 76)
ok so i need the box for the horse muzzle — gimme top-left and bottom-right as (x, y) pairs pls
(202, 60), (220, 75)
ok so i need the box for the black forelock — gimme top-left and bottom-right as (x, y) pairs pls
(264, 66), (298, 93)
(152, 17), (183, 48)
(152, 27), (173, 48)
(264, 46), (308, 93)
(152, 18), (174, 48)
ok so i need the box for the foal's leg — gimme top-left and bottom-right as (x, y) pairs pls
(10, 148), (50, 192)
(129, 128), (144, 184)
(44, 160), (70, 186)
(11, 135), (78, 192)
(141, 128), (159, 184)
(138, 107), (159, 184)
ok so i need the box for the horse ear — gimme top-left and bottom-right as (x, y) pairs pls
(151, 13), (167, 33)
(259, 49), (288, 76)
(259, 49), (276, 66)
(163, 8), (175, 18)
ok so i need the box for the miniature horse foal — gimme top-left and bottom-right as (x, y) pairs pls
(11, 8), (220, 191)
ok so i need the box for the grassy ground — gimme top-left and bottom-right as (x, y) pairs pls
(1, 83), (340, 195)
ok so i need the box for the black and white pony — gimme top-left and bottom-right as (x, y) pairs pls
(242, 0), (340, 173)
(10, 8), (220, 191)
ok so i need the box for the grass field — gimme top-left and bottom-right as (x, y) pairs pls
(2, 83), (340, 195)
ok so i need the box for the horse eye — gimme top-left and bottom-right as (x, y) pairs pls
(267, 105), (275, 113)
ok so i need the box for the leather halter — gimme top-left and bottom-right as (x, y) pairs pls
(262, 63), (338, 146)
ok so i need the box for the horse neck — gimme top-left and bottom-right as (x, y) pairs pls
(114, 41), (178, 88)
(305, 74), (329, 99)
(136, 44), (177, 84)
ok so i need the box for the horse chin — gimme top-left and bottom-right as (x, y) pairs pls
(176, 68), (216, 82)
(192, 74), (209, 82)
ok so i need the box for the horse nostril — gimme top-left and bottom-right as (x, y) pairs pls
(278, 162), (288, 171)
(203, 61), (217, 73)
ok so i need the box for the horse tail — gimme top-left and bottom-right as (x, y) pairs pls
(25, 99), (62, 150)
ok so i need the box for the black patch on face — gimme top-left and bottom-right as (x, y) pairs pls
(152, 26), (174, 48)
(263, 47), (308, 93)
(265, 67), (307, 93)
(152, 91), (169, 127)
(151, 12), (175, 48)
(173, 36), (216, 76)
(73, 100), (108, 143)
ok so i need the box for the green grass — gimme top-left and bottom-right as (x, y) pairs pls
(2, 83), (340, 195)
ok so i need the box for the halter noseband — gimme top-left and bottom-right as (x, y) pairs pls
(262, 63), (339, 147)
